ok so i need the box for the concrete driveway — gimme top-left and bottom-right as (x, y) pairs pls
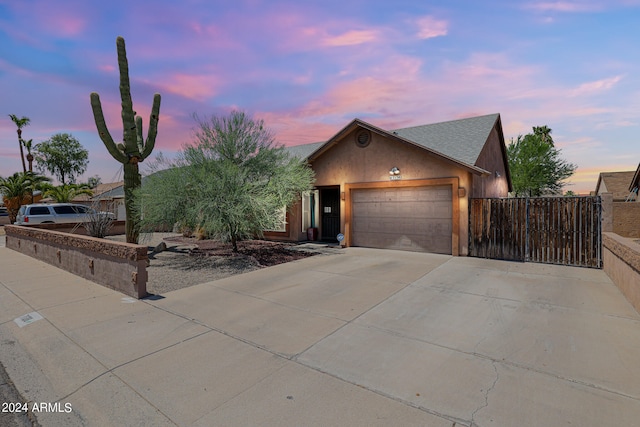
(1, 245), (640, 426)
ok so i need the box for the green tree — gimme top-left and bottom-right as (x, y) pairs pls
(0, 172), (50, 223)
(137, 111), (315, 252)
(507, 127), (576, 197)
(33, 133), (89, 185)
(8, 114), (30, 173)
(87, 175), (102, 189)
(42, 183), (93, 203)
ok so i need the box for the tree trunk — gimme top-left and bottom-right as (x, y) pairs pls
(17, 135), (26, 173)
(123, 162), (141, 243)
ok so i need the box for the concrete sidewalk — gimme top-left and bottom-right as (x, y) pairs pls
(1, 244), (640, 426)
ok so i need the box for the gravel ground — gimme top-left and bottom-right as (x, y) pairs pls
(106, 233), (260, 295)
(106, 233), (342, 295)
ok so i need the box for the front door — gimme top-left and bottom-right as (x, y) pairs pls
(321, 188), (340, 241)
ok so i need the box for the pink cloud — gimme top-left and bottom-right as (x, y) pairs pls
(249, 53), (539, 141)
(154, 73), (219, 101)
(98, 65), (116, 73)
(570, 75), (623, 96)
(257, 112), (338, 146)
(525, 1), (603, 12)
(17, 1), (88, 38)
(321, 30), (380, 47)
(49, 15), (86, 37)
(415, 16), (449, 39)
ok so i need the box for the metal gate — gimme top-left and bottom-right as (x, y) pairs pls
(469, 197), (602, 268)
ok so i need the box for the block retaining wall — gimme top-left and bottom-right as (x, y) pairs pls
(18, 220), (126, 236)
(612, 202), (640, 238)
(603, 232), (640, 314)
(4, 225), (148, 298)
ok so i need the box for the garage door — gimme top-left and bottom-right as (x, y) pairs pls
(351, 186), (452, 254)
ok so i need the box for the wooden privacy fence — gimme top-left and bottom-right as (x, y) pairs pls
(469, 197), (602, 268)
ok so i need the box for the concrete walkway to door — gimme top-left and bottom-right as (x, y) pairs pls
(1, 245), (640, 426)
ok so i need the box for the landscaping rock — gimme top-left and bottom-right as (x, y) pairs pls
(153, 241), (167, 253)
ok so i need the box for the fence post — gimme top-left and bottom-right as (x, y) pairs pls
(597, 196), (603, 268)
(600, 192), (613, 233)
(525, 197), (530, 262)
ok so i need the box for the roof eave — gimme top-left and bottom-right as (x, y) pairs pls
(492, 115), (513, 192)
(631, 163), (640, 191)
(595, 174), (604, 194)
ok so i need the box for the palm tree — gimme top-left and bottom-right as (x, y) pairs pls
(8, 114), (30, 173)
(533, 125), (554, 146)
(0, 172), (50, 223)
(43, 183), (93, 203)
(23, 139), (34, 172)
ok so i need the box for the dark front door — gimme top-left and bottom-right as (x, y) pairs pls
(321, 188), (340, 241)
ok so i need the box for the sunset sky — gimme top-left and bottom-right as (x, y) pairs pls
(1, 0), (639, 193)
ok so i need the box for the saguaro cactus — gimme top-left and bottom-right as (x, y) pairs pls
(90, 36), (161, 243)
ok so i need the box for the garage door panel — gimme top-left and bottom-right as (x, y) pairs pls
(353, 231), (452, 253)
(352, 186), (452, 254)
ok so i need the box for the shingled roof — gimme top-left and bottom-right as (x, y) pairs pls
(391, 113), (500, 167)
(595, 171), (636, 201)
(285, 141), (324, 160)
(285, 113), (501, 175)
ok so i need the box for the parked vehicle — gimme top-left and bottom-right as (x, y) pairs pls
(0, 206), (7, 217)
(15, 203), (115, 225)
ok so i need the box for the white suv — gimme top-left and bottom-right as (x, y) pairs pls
(15, 203), (115, 225)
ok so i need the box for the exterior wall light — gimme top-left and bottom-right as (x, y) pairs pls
(389, 167), (400, 175)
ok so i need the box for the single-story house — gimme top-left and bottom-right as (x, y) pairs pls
(595, 171), (636, 201)
(594, 164), (640, 238)
(264, 113), (512, 256)
(75, 181), (126, 219)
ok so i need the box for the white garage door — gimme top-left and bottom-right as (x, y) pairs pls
(351, 186), (452, 254)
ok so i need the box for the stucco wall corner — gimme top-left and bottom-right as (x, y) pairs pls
(603, 232), (640, 314)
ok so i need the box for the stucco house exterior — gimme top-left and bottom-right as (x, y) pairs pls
(264, 113), (512, 256)
(594, 164), (640, 238)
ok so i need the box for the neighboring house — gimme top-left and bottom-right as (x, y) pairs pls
(594, 165), (640, 238)
(595, 171), (636, 201)
(264, 113), (512, 256)
(87, 178), (165, 221)
(79, 181), (126, 220)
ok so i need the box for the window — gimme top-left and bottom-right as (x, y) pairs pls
(30, 206), (51, 215)
(53, 206), (75, 214)
(73, 205), (90, 214)
(301, 190), (319, 231)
